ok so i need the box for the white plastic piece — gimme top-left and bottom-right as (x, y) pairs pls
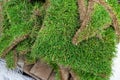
(0, 59), (34, 80)
(110, 43), (120, 80)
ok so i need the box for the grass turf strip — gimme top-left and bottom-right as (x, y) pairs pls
(0, 0), (120, 80)
(30, 0), (117, 80)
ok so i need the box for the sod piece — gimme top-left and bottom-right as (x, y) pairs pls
(30, 0), (117, 80)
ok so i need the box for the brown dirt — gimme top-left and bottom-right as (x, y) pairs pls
(59, 66), (70, 80)
(23, 64), (40, 80)
(30, 61), (53, 80)
(72, 0), (95, 45)
(59, 66), (79, 80)
(70, 70), (79, 80)
(77, 0), (86, 22)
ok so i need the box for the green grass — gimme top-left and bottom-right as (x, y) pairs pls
(5, 51), (15, 68)
(29, 0), (117, 80)
(0, 0), (120, 80)
(0, 0), (44, 66)
(0, 0), (33, 54)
